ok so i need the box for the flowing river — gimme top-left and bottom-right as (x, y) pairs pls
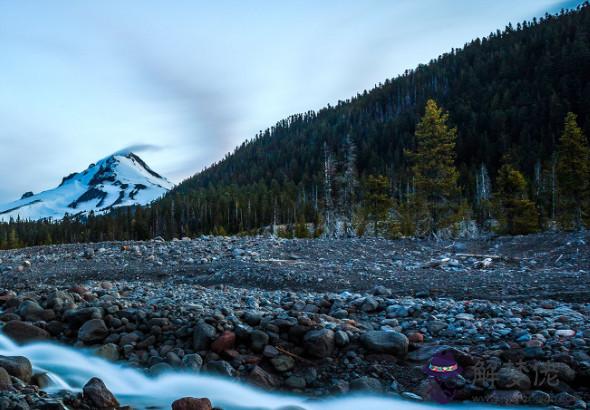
(0, 333), (537, 410)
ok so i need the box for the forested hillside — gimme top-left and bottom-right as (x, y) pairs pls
(2, 3), (590, 247)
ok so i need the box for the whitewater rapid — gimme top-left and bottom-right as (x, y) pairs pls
(0, 333), (534, 409)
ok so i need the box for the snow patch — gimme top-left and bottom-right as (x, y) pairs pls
(0, 152), (173, 221)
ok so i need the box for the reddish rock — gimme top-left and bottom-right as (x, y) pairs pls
(69, 285), (88, 295)
(303, 329), (335, 358)
(171, 397), (212, 410)
(211, 331), (236, 353)
(242, 355), (262, 365)
(0, 356), (33, 382)
(0, 291), (16, 303)
(78, 319), (109, 343)
(100, 281), (113, 290)
(221, 349), (240, 360)
(83, 377), (119, 408)
(0, 367), (12, 390)
(2, 320), (50, 343)
(525, 339), (543, 348)
(0, 313), (21, 322)
(408, 332), (424, 343)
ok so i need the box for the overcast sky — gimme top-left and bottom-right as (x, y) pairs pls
(0, 0), (583, 203)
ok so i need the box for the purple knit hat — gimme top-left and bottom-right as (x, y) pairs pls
(422, 350), (462, 378)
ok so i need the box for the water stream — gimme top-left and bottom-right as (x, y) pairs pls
(0, 333), (536, 409)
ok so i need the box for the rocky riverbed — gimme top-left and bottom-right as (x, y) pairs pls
(0, 231), (588, 409)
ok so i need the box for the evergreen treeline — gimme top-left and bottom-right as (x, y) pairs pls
(2, 3), (590, 248)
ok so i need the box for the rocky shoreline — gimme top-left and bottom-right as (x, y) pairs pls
(0, 232), (588, 409)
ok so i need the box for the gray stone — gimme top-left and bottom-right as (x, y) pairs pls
(332, 309), (348, 319)
(31, 372), (52, 389)
(64, 307), (103, 328)
(46, 290), (75, 311)
(248, 366), (281, 389)
(535, 361), (576, 383)
(485, 390), (524, 405)
(285, 375), (307, 389)
(192, 321), (216, 351)
(334, 330), (349, 347)
(496, 366), (531, 390)
(553, 392), (578, 408)
(350, 376), (383, 392)
(17, 300), (45, 322)
(149, 362), (173, 374)
(182, 354), (203, 372)
(528, 390), (551, 405)
(426, 320), (447, 335)
(84, 248), (95, 259)
(361, 330), (409, 356)
(205, 360), (236, 377)
(243, 311), (263, 326)
(95, 343), (119, 361)
(270, 355), (295, 372)
(361, 297), (379, 312)
(250, 330), (269, 353)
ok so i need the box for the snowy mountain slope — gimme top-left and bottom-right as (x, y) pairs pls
(0, 152), (173, 221)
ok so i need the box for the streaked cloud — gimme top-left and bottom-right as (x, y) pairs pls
(0, 0), (583, 203)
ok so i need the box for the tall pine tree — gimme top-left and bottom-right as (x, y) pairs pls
(407, 99), (460, 234)
(363, 175), (393, 235)
(494, 163), (540, 235)
(556, 112), (590, 229)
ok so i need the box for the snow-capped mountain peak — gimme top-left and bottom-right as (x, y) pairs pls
(0, 152), (173, 221)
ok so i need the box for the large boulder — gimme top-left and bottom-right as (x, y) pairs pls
(83, 377), (119, 408)
(171, 397), (212, 410)
(0, 355), (33, 383)
(78, 319), (109, 343)
(361, 331), (409, 356)
(303, 329), (335, 358)
(2, 320), (50, 343)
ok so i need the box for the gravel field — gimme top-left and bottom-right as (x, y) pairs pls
(0, 231), (588, 409)
(1, 231), (589, 301)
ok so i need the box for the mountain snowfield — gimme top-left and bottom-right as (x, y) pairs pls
(0, 152), (173, 221)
